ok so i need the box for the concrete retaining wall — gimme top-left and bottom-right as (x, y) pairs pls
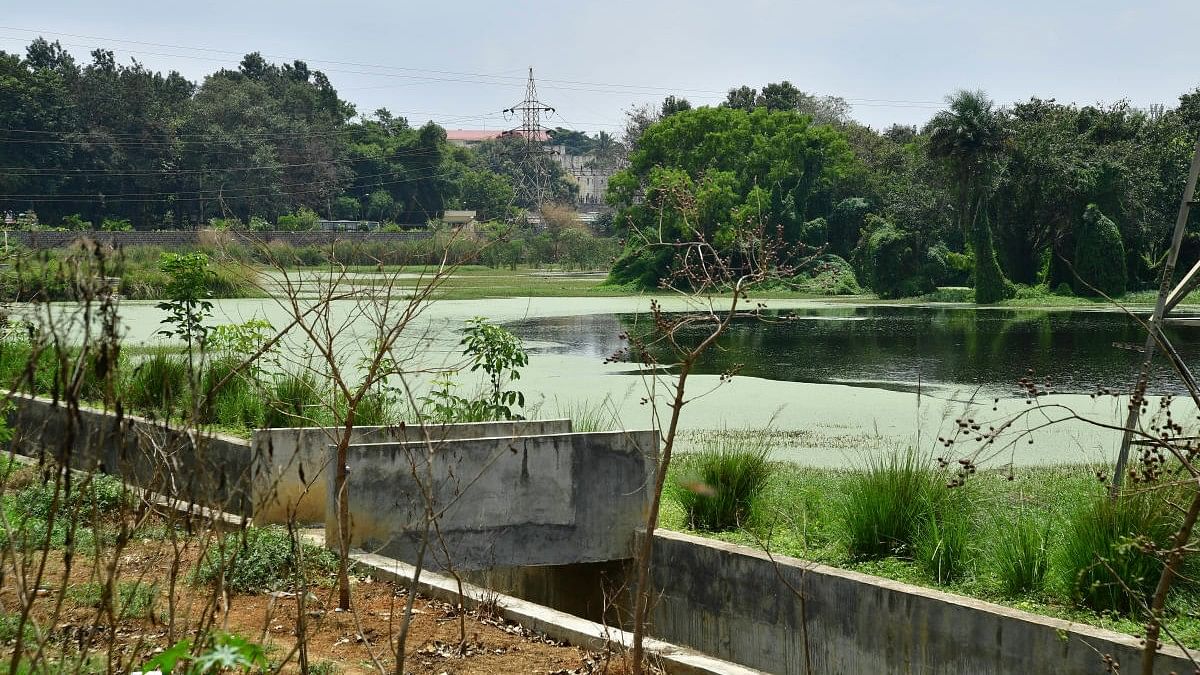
(648, 530), (1195, 674)
(6, 393), (255, 515)
(13, 230), (432, 250)
(251, 420), (572, 525)
(330, 429), (657, 570)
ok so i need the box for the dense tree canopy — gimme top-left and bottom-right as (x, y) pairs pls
(608, 105), (856, 286)
(0, 39), (546, 229)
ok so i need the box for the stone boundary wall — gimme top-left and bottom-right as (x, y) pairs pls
(11, 230), (433, 249)
(331, 429), (657, 570)
(251, 420), (573, 525)
(648, 529), (1194, 674)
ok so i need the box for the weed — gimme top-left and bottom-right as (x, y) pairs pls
(1057, 491), (1188, 614)
(199, 358), (265, 429)
(123, 351), (189, 417)
(193, 526), (339, 593)
(913, 494), (973, 584)
(66, 581), (158, 620)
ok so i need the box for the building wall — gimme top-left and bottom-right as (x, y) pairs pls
(9, 230), (432, 250)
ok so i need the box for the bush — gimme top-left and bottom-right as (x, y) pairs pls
(124, 352), (189, 417)
(276, 207), (320, 232)
(838, 450), (944, 558)
(1072, 204), (1127, 297)
(99, 218), (133, 232)
(671, 431), (773, 531)
(1057, 491), (1185, 614)
(989, 513), (1049, 596)
(264, 372), (325, 428)
(793, 254), (862, 295)
(194, 526), (339, 593)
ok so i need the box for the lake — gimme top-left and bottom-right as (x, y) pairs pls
(38, 296), (1198, 466)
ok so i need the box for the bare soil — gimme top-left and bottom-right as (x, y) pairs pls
(0, 536), (628, 674)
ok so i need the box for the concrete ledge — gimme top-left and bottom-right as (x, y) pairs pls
(300, 531), (762, 675)
(650, 529), (1196, 674)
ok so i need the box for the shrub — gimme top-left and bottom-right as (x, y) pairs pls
(1057, 491), (1185, 614)
(194, 526), (339, 593)
(276, 207), (320, 232)
(913, 494), (973, 584)
(989, 513), (1049, 596)
(838, 450), (944, 558)
(337, 389), (395, 427)
(671, 431), (773, 531)
(99, 218), (133, 232)
(264, 372), (324, 428)
(1072, 204), (1127, 297)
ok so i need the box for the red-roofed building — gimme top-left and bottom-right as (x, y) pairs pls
(444, 129), (550, 147)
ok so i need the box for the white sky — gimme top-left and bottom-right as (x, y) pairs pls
(1, 0), (1197, 133)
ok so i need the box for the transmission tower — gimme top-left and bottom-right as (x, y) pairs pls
(502, 67), (556, 211)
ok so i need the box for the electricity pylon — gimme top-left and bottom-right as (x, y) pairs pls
(502, 67), (555, 211)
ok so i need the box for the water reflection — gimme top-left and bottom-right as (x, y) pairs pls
(509, 306), (1200, 396)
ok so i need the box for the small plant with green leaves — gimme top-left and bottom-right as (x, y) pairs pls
(193, 526), (339, 593)
(460, 317), (528, 421)
(141, 633), (267, 674)
(156, 252), (214, 350)
(264, 372), (325, 428)
(66, 581), (158, 620)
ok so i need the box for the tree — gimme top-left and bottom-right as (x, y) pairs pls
(608, 105), (856, 287)
(926, 90), (1014, 302)
(1071, 204), (1127, 296)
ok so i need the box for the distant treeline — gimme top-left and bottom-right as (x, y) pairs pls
(0, 39), (582, 230)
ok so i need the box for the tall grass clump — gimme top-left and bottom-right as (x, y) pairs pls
(989, 513), (1049, 596)
(122, 351), (189, 418)
(263, 372), (324, 428)
(671, 430), (773, 531)
(838, 450), (944, 559)
(199, 358), (265, 429)
(1057, 490), (1187, 614)
(913, 493), (973, 584)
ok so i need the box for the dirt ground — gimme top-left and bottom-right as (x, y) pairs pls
(0, 537), (628, 674)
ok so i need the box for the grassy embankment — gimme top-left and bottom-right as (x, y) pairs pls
(659, 441), (1200, 648)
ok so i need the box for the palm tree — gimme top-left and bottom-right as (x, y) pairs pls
(927, 89), (1013, 303)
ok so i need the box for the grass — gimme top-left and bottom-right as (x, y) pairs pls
(263, 372), (327, 429)
(660, 459), (1200, 648)
(669, 429), (773, 531)
(837, 450), (946, 559)
(123, 351), (190, 418)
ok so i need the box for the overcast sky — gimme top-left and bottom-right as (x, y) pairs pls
(2, 1), (1197, 134)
